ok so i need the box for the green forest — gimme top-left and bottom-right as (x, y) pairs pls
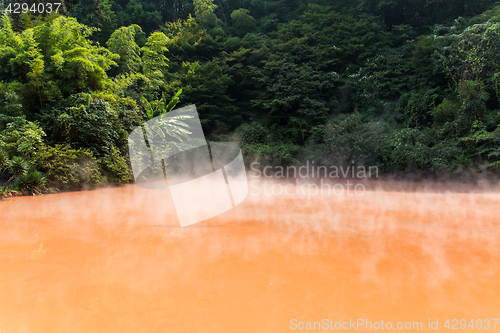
(1, 0), (500, 195)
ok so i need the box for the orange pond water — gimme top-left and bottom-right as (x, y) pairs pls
(0, 182), (499, 332)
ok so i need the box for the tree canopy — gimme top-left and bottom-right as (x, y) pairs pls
(2, 0), (500, 193)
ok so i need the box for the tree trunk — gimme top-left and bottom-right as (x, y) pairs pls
(2, 175), (16, 192)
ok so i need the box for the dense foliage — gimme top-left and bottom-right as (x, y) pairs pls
(1, 0), (500, 194)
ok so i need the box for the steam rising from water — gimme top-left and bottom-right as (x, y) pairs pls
(0, 180), (499, 332)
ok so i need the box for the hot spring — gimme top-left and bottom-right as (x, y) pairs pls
(0, 181), (499, 332)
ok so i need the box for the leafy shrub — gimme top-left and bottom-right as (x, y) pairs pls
(429, 139), (466, 170)
(236, 122), (269, 144)
(2, 156), (29, 191)
(233, 122), (302, 165)
(0, 116), (46, 159)
(39, 93), (120, 156)
(32, 144), (104, 189)
(17, 171), (47, 195)
(390, 128), (432, 170)
(99, 146), (132, 183)
(242, 142), (301, 166)
(431, 98), (460, 127)
(458, 80), (489, 124)
(0, 85), (23, 117)
(460, 121), (500, 168)
(323, 112), (387, 166)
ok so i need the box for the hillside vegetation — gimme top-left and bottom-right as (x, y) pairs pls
(1, 0), (500, 194)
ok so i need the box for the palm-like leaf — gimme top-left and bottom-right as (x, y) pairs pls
(141, 96), (155, 120)
(18, 171), (46, 194)
(158, 114), (193, 142)
(17, 173), (31, 187)
(3, 156), (28, 191)
(166, 89), (182, 112)
(161, 92), (167, 112)
(29, 171), (47, 189)
(142, 89), (183, 120)
(8, 156), (28, 177)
